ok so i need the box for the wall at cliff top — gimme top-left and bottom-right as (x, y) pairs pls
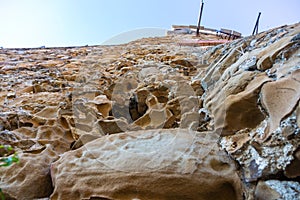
(0, 23), (299, 200)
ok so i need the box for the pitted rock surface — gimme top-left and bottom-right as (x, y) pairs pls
(50, 129), (242, 200)
(0, 23), (300, 199)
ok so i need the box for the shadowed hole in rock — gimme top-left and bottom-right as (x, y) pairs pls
(59, 117), (70, 129)
(129, 94), (140, 121)
(209, 158), (231, 172)
(204, 182), (238, 200)
(38, 129), (52, 139)
(19, 122), (33, 128)
(85, 197), (113, 200)
(129, 93), (148, 122)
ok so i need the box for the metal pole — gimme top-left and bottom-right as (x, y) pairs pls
(252, 12), (261, 35)
(196, 1), (204, 36)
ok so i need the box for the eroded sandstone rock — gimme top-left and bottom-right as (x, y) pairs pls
(260, 69), (300, 140)
(0, 145), (58, 200)
(0, 22), (299, 199)
(50, 129), (242, 200)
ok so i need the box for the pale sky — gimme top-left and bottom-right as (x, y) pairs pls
(0, 0), (299, 48)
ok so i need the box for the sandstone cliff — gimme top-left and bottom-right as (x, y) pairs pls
(0, 23), (299, 200)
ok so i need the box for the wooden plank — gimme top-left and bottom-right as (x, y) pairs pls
(220, 28), (232, 35)
(189, 25), (198, 29)
(232, 31), (242, 37)
(172, 25), (190, 29)
(204, 27), (218, 32)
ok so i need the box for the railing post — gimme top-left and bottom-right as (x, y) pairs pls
(196, 1), (204, 37)
(252, 12), (261, 35)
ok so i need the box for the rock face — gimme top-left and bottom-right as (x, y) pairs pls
(0, 22), (300, 199)
(255, 180), (300, 200)
(50, 129), (242, 200)
(0, 145), (58, 200)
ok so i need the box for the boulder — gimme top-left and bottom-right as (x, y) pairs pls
(50, 129), (243, 200)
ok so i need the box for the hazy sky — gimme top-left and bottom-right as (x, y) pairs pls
(0, 0), (299, 48)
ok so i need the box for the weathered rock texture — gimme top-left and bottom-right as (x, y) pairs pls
(0, 145), (58, 199)
(0, 22), (299, 199)
(255, 180), (300, 200)
(51, 129), (243, 200)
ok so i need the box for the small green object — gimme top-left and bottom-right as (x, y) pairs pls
(0, 145), (19, 200)
(0, 145), (13, 151)
(5, 146), (13, 152)
(0, 154), (19, 167)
